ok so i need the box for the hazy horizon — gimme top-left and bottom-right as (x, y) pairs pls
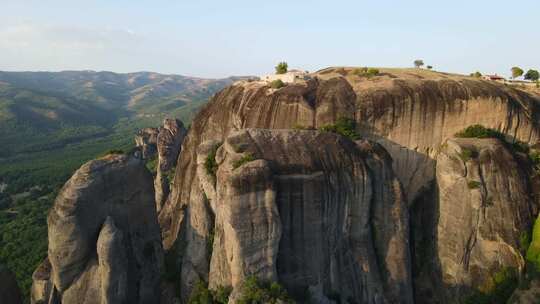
(1, 0), (539, 78)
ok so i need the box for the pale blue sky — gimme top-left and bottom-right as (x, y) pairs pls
(0, 0), (538, 78)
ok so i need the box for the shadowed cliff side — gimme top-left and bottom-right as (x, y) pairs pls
(0, 264), (23, 304)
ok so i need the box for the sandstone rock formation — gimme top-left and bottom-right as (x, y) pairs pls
(176, 128), (413, 303)
(0, 264), (22, 304)
(31, 154), (163, 304)
(135, 127), (159, 159)
(157, 69), (540, 303)
(154, 119), (187, 212)
(414, 138), (536, 302)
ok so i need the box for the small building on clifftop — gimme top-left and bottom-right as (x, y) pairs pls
(261, 69), (310, 83)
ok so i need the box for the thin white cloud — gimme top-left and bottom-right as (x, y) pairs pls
(0, 23), (145, 71)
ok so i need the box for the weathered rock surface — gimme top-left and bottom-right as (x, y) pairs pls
(182, 129), (412, 303)
(156, 69), (540, 303)
(31, 258), (53, 304)
(161, 69), (540, 248)
(155, 119), (187, 212)
(414, 138), (535, 303)
(135, 127), (159, 159)
(31, 154), (163, 304)
(157, 118), (187, 173)
(0, 264), (22, 304)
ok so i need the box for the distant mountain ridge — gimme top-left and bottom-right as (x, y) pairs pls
(0, 70), (246, 111)
(0, 70), (246, 189)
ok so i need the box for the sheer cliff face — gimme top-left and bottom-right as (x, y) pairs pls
(155, 119), (187, 212)
(161, 71), (540, 248)
(414, 138), (536, 302)
(158, 69), (540, 303)
(31, 155), (163, 304)
(159, 78), (359, 249)
(355, 77), (540, 204)
(193, 129), (412, 303)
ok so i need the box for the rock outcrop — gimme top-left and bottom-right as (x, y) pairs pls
(177, 129), (413, 303)
(154, 119), (187, 212)
(157, 69), (540, 303)
(414, 138), (536, 302)
(0, 264), (22, 304)
(31, 154), (163, 304)
(27, 68), (540, 304)
(135, 127), (159, 159)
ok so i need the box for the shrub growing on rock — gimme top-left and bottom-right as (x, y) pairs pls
(366, 68), (380, 78)
(188, 280), (232, 304)
(270, 79), (285, 89)
(352, 67), (379, 78)
(319, 117), (360, 140)
(467, 180), (481, 189)
(455, 125), (501, 139)
(237, 276), (293, 304)
(233, 153), (255, 169)
(456, 125), (530, 154)
(205, 144), (221, 179)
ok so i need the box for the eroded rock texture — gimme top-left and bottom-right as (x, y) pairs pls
(135, 127), (159, 159)
(31, 154), (163, 304)
(414, 138), (536, 303)
(156, 71), (540, 303)
(182, 129), (412, 303)
(155, 118), (187, 212)
(0, 264), (22, 304)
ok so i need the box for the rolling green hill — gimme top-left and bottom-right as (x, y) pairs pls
(0, 70), (243, 301)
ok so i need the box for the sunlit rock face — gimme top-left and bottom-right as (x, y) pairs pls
(177, 128), (413, 303)
(413, 138), (536, 303)
(31, 154), (163, 304)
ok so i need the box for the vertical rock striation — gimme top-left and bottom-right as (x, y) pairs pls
(194, 129), (413, 303)
(154, 118), (187, 212)
(31, 154), (163, 304)
(414, 138), (535, 302)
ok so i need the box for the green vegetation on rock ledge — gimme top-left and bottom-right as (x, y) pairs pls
(233, 153), (256, 169)
(205, 144), (221, 179)
(464, 267), (518, 304)
(456, 124), (529, 154)
(458, 147), (477, 162)
(270, 79), (285, 89)
(187, 280), (232, 304)
(237, 276), (294, 304)
(352, 67), (380, 78)
(467, 180), (481, 189)
(319, 117), (360, 140)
